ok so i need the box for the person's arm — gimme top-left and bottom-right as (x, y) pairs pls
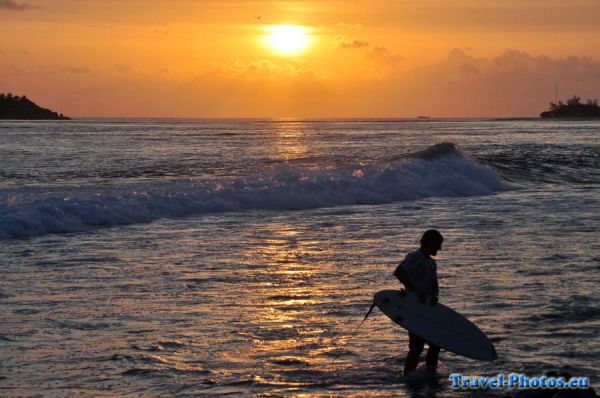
(394, 262), (426, 303)
(394, 265), (416, 291)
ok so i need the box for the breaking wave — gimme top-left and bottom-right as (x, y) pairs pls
(0, 143), (510, 239)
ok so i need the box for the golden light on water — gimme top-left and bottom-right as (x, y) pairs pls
(262, 25), (313, 56)
(274, 122), (310, 162)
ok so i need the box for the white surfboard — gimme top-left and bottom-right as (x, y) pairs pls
(374, 290), (497, 361)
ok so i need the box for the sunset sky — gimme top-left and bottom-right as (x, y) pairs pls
(2, 0), (600, 118)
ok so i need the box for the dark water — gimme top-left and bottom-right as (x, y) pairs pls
(0, 119), (598, 397)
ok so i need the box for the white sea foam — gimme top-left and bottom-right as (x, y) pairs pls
(0, 149), (510, 239)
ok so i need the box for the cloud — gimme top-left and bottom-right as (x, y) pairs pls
(153, 28), (169, 36)
(335, 35), (369, 49)
(115, 64), (131, 72)
(359, 48), (600, 117)
(10, 66), (24, 76)
(0, 49), (29, 54)
(0, 0), (34, 10)
(432, 48), (600, 89)
(58, 66), (91, 74)
(334, 23), (363, 30)
(226, 59), (315, 79)
(366, 46), (403, 67)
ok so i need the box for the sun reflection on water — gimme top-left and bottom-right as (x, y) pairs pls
(233, 221), (341, 373)
(272, 121), (311, 164)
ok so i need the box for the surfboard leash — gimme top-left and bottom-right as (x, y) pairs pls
(329, 301), (377, 373)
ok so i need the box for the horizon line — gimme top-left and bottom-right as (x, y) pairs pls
(39, 116), (543, 122)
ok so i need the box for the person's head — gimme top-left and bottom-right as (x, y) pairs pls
(420, 229), (443, 256)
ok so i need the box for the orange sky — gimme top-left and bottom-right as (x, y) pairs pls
(2, 0), (600, 117)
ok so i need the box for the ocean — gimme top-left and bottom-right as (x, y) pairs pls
(0, 119), (598, 397)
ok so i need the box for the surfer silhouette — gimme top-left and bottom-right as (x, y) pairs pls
(394, 229), (443, 374)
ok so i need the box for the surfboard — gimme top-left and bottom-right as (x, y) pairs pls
(374, 290), (497, 361)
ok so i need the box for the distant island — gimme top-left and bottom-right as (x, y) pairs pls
(540, 96), (600, 118)
(0, 93), (70, 120)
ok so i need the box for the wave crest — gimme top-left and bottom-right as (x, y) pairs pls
(0, 144), (510, 239)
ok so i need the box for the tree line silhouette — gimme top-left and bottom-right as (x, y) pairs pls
(541, 96), (600, 118)
(0, 93), (69, 120)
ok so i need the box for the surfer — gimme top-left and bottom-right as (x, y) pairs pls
(394, 229), (443, 374)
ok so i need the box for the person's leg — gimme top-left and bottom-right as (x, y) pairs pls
(404, 332), (425, 374)
(425, 343), (440, 371)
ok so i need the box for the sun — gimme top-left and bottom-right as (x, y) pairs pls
(263, 25), (313, 57)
